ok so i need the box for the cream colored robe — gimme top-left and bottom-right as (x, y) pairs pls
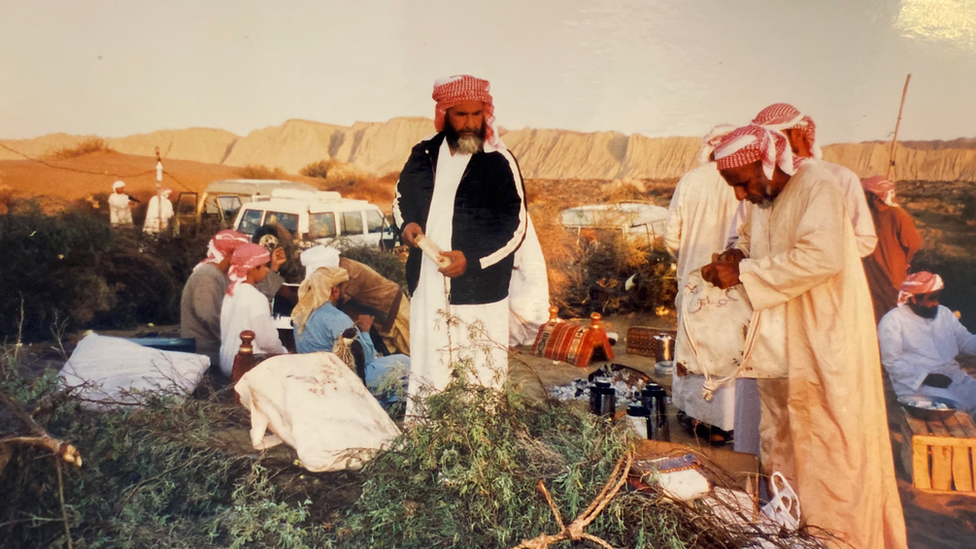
(736, 162), (907, 549)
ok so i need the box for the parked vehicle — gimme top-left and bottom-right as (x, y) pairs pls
(174, 179), (319, 234)
(560, 202), (669, 245)
(232, 188), (387, 249)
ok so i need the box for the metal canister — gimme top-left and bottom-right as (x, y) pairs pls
(641, 384), (670, 441)
(626, 404), (651, 439)
(589, 380), (616, 417)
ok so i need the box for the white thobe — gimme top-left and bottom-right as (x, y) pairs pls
(143, 195), (174, 234)
(220, 283), (287, 377)
(817, 160), (877, 257)
(406, 139), (509, 418)
(508, 215), (550, 347)
(664, 162), (740, 431)
(736, 162), (906, 549)
(108, 192), (133, 226)
(879, 304), (976, 415)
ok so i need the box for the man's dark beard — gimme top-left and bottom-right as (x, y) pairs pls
(444, 121), (486, 154)
(908, 301), (939, 319)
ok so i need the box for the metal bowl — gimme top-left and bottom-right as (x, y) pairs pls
(899, 396), (959, 421)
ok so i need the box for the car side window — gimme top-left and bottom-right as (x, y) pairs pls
(177, 193), (197, 216)
(366, 210), (384, 234)
(238, 209), (264, 236)
(266, 211), (299, 237)
(341, 212), (364, 235)
(310, 212), (336, 239)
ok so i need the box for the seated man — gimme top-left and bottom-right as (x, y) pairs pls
(292, 266), (409, 407)
(879, 271), (976, 416)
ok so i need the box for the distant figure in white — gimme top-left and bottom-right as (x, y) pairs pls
(143, 188), (174, 234)
(108, 180), (134, 227)
(879, 271), (976, 417)
(664, 124), (740, 445)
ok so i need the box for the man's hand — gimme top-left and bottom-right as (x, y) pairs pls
(354, 314), (375, 333)
(270, 247), (287, 272)
(715, 248), (746, 265)
(401, 222), (423, 247)
(438, 250), (467, 278)
(922, 373), (952, 389)
(701, 260), (741, 289)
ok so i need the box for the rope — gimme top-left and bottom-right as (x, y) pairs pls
(512, 449), (634, 549)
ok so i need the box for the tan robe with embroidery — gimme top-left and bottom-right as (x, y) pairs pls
(736, 162), (907, 549)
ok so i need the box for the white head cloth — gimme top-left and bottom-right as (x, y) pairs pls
(113, 180), (126, 190)
(301, 245), (341, 281)
(697, 124), (737, 165)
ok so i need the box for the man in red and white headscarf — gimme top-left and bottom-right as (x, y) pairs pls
(180, 230), (251, 369)
(219, 243), (286, 376)
(861, 175), (922, 322)
(701, 124), (907, 549)
(753, 103), (877, 257)
(664, 124), (742, 445)
(393, 75), (527, 418)
(879, 271), (976, 417)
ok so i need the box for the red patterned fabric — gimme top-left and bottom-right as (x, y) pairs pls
(752, 103), (822, 160)
(227, 243), (270, 296)
(531, 320), (614, 367)
(862, 175), (897, 206)
(897, 271), (944, 305)
(696, 124), (736, 165)
(713, 124), (795, 179)
(201, 230), (250, 267)
(432, 75), (505, 150)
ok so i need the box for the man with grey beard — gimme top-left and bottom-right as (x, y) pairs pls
(393, 75), (527, 420)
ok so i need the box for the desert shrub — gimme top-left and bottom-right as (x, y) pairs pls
(46, 138), (113, 160)
(0, 202), (212, 341)
(300, 159), (338, 179)
(237, 164), (286, 180)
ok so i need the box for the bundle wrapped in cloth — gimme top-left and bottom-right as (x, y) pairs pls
(235, 352), (401, 472)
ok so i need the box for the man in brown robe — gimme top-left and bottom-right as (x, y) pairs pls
(861, 175), (922, 324)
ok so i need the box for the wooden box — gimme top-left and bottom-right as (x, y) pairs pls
(625, 327), (676, 358)
(898, 408), (976, 495)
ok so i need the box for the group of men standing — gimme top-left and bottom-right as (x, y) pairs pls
(108, 179), (174, 234)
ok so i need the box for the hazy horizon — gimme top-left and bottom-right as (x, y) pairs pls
(2, 0), (975, 144)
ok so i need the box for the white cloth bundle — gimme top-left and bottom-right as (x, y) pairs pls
(235, 352), (401, 472)
(674, 270), (786, 400)
(59, 332), (210, 411)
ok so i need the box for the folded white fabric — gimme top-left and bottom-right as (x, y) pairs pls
(235, 352), (401, 472)
(59, 332), (210, 411)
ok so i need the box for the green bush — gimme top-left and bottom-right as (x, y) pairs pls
(300, 159), (335, 179)
(0, 202), (211, 342)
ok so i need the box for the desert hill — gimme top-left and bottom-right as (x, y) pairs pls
(2, 117), (976, 185)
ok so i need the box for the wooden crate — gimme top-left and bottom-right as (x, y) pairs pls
(898, 408), (976, 495)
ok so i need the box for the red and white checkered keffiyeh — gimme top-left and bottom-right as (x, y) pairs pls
(432, 75), (505, 151)
(897, 271), (944, 305)
(227, 243), (271, 296)
(200, 230), (250, 268)
(752, 103), (823, 161)
(862, 175), (897, 206)
(713, 124), (796, 179)
(697, 124), (737, 165)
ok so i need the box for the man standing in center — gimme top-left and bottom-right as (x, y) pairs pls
(701, 124), (906, 548)
(393, 75), (527, 417)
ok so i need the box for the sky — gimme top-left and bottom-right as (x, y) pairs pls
(1, 0), (975, 144)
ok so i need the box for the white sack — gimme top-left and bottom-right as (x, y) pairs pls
(59, 332), (210, 411)
(235, 352), (401, 472)
(509, 215), (551, 347)
(674, 270), (786, 398)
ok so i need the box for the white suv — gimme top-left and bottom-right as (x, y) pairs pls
(232, 188), (387, 249)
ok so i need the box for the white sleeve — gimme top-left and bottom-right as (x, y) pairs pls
(878, 314), (930, 392)
(663, 181), (683, 259)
